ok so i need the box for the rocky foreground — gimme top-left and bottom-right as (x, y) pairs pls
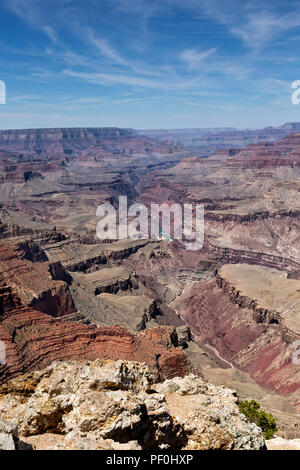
(0, 359), (265, 451)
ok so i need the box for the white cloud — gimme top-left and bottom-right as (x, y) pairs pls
(230, 11), (300, 48)
(10, 94), (43, 102)
(192, 0), (300, 49)
(43, 26), (60, 45)
(63, 69), (206, 91)
(85, 30), (129, 67)
(180, 48), (217, 70)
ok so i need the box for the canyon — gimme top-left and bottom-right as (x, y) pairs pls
(0, 124), (300, 448)
(138, 122), (300, 156)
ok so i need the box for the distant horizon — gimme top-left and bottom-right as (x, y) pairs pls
(0, 121), (299, 132)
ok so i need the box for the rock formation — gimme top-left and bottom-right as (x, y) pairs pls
(0, 418), (18, 450)
(138, 122), (300, 155)
(0, 127), (182, 158)
(0, 277), (190, 385)
(0, 360), (265, 450)
(172, 264), (300, 408)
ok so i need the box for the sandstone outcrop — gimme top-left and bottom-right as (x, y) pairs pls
(0, 360), (265, 450)
(0, 418), (18, 450)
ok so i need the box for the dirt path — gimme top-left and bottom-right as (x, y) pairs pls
(202, 343), (235, 369)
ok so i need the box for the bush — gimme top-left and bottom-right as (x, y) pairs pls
(238, 400), (277, 439)
(168, 382), (180, 393)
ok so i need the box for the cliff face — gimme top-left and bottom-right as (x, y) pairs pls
(0, 127), (180, 158)
(0, 127), (135, 153)
(0, 237), (192, 384)
(0, 242), (75, 317)
(172, 265), (300, 405)
(224, 133), (300, 169)
(0, 360), (265, 450)
(138, 122), (300, 155)
(0, 159), (64, 183)
(0, 279), (190, 385)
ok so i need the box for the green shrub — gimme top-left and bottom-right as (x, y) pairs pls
(238, 400), (277, 439)
(168, 382), (180, 393)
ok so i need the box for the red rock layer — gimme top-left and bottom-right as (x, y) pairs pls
(0, 242), (74, 317)
(174, 277), (300, 405)
(225, 132), (300, 169)
(0, 161), (64, 182)
(0, 282), (190, 385)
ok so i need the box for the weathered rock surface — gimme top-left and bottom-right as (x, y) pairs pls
(0, 418), (18, 450)
(266, 436), (300, 450)
(154, 374), (265, 450)
(218, 264), (300, 334)
(0, 241), (74, 317)
(0, 360), (265, 450)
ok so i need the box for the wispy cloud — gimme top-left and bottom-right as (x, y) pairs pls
(80, 27), (168, 78)
(84, 30), (130, 67)
(43, 26), (60, 46)
(193, 0), (300, 49)
(10, 94), (43, 103)
(230, 11), (300, 48)
(180, 48), (217, 70)
(63, 69), (205, 91)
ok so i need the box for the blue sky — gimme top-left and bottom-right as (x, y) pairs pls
(1, 0), (300, 129)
